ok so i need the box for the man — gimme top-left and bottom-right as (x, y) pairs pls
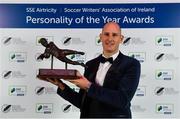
(42, 22), (141, 118)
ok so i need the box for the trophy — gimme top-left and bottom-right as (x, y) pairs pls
(36, 38), (86, 80)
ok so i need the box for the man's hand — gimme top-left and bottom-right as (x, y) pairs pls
(69, 71), (91, 91)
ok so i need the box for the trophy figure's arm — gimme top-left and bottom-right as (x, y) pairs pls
(37, 52), (50, 60)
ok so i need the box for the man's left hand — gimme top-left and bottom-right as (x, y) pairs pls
(69, 71), (91, 91)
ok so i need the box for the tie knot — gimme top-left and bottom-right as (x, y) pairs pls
(100, 56), (113, 64)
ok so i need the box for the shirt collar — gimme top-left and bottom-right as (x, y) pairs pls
(102, 51), (119, 61)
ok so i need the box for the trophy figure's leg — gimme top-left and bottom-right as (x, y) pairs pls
(63, 50), (85, 55)
(61, 57), (87, 68)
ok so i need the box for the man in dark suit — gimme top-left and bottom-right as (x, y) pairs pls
(44, 22), (141, 118)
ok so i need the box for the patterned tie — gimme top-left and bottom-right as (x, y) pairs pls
(99, 55), (113, 64)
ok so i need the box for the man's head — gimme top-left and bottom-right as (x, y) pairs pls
(100, 22), (123, 56)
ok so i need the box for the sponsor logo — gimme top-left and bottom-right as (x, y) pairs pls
(61, 103), (79, 113)
(1, 104), (26, 113)
(123, 36), (145, 46)
(155, 87), (165, 96)
(35, 52), (51, 62)
(156, 104), (173, 115)
(1, 104), (11, 113)
(2, 37), (12, 45)
(128, 52), (146, 63)
(123, 37), (131, 45)
(36, 36), (53, 46)
(36, 103), (53, 114)
(155, 53), (164, 62)
(2, 71), (12, 79)
(95, 36), (101, 46)
(8, 85), (27, 96)
(2, 70), (26, 79)
(35, 87), (45, 95)
(2, 37), (26, 45)
(9, 52), (27, 63)
(66, 53), (86, 64)
(135, 86), (146, 97)
(131, 105), (146, 112)
(155, 87), (179, 96)
(155, 69), (173, 80)
(155, 53), (179, 62)
(35, 86), (56, 95)
(61, 104), (71, 113)
(62, 36), (85, 46)
(155, 36), (173, 46)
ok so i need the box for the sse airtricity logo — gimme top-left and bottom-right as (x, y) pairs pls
(156, 104), (173, 115)
(155, 69), (173, 80)
(9, 52), (27, 63)
(8, 85), (27, 96)
(66, 53), (86, 64)
(155, 36), (173, 46)
(36, 103), (53, 114)
(135, 86), (146, 97)
(36, 36), (54, 46)
(95, 36), (101, 46)
(128, 52), (146, 63)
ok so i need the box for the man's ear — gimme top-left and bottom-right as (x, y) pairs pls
(119, 35), (124, 43)
(99, 33), (102, 42)
(121, 35), (124, 40)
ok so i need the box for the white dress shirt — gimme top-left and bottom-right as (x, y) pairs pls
(95, 51), (119, 86)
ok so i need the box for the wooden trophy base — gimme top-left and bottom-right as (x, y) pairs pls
(37, 69), (79, 80)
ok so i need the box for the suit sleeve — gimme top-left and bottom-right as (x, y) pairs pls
(87, 59), (141, 109)
(57, 84), (84, 109)
(56, 61), (90, 109)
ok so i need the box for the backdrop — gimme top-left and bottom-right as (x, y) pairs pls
(0, 1), (180, 119)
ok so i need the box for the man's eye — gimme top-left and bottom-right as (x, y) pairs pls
(103, 33), (119, 37)
(104, 33), (109, 36)
(112, 33), (118, 37)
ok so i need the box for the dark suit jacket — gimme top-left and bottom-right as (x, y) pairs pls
(57, 52), (141, 118)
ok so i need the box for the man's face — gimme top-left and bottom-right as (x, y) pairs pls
(100, 23), (123, 54)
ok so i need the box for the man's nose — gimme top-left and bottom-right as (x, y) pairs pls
(107, 34), (114, 41)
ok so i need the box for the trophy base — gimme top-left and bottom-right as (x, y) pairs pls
(37, 69), (79, 80)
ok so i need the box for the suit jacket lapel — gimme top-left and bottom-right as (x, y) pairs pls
(103, 52), (124, 86)
(87, 57), (101, 83)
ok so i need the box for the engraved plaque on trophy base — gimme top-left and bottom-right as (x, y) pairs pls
(37, 69), (79, 80)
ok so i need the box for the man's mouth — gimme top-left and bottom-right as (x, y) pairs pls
(105, 42), (114, 46)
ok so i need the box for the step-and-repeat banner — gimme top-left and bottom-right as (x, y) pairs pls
(0, 3), (180, 118)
